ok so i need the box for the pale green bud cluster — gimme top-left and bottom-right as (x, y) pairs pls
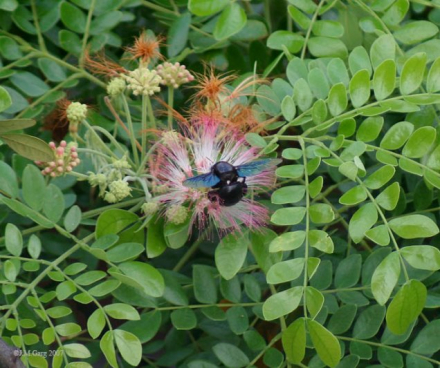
(142, 201), (159, 216)
(107, 77), (126, 97)
(88, 155), (132, 199)
(124, 67), (162, 96)
(112, 156), (131, 170)
(166, 205), (188, 225)
(104, 180), (132, 203)
(156, 62), (194, 89)
(66, 102), (88, 125)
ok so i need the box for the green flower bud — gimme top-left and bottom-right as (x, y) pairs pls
(112, 156), (131, 170)
(107, 77), (126, 97)
(108, 180), (132, 201)
(104, 192), (117, 203)
(142, 202), (159, 216)
(88, 173), (107, 187)
(66, 102), (87, 124)
(166, 204), (188, 225)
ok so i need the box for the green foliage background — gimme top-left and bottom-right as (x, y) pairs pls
(2, 0), (440, 367)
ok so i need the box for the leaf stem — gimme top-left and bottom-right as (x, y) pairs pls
(30, 0), (47, 52)
(299, 137), (310, 318)
(168, 87), (174, 130)
(337, 336), (440, 365)
(300, 0), (326, 59)
(80, 0), (97, 68)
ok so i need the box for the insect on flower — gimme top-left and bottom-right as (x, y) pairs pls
(151, 116), (281, 234)
(183, 160), (280, 207)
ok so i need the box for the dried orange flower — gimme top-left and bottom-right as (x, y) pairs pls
(84, 49), (127, 78)
(192, 68), (234, 104)
(126, 31), (164, 64)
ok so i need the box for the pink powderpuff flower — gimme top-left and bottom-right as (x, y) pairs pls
(150, 115), (280, 235)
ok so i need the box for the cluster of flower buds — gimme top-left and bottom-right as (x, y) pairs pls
(104, 180), (132, 203)
(107, 77), (126, 98)
(141, 201), (159, 216)
(36, 141), (80, 177)
(156, 62), (194, 89)
(88, 155), (133, 203)
(124, 67), (162, 96)
(166, 204), (188, 225)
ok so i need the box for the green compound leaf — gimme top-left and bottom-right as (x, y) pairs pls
(307, 319), (341, 368)
(400, 53), (427, 95)
(353, 305), (386, 339)
(118, 262), (165, 298)
(271, 207), (306, 226)
(96, 209), (138, 238)
(22, 164), (46, 211)
(167, 12), (191, 57)
(100, 331), (117, 368)
(305, 287), (324, 318)
(372, 251), (401, 305)
(104, 303), (140, 321)
(1, 133), (54, 162)
(410, 320), (440, 354)
(349, 46), (372, 76)
(356, 116), (384, 142)
(376, 182), (400, 211)
(373, 59), (396, 100)
(87, 309), (105, 339)
(213, 343), (249, 368)
(215, 232), (249, 280)
(328, 83), (347, 117)
(380, 121), (414, 150)
(402, 126), (436, 158)
(0, 118), (35, 134)
(427, 57), (440, 92)
(386, 280), (427, 335)
(5, 223), (22, 256)
(171, 308), (197, 330)
(269, 231), (305, 252)
(60, 2), (86, 33)
(389, 214), (439, 239)
(213, 3), (247, 41)
(370, 34), (396, 70)
(188, 0), (228, 16)
(364, 165), (395, 189)
(282, 318), (306, 364)
(272, 185), (305, 204)
(114, 329), (142, 367)
(267, 30), (304, 53)
(349, 69), (371, 108)
(349, 203), (378, 243)
(267, 258), (305, 284)
(394, 21), (438, 45)
(263, 286), (303, 321)
(400, 246), (440, 271)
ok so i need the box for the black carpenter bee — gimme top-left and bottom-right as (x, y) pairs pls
(183, 159), (281, 206)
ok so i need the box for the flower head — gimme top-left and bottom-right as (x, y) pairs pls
(156, 62), (194, 89)
(66, 102), (88, 125)
(124, 67), (162, 96)
(36, 141), (80, 177)
(105, 180), (132, 203)
(126, 31), (164, 64)
(107, 77), (126, 97)
(151, 116), (279, 235)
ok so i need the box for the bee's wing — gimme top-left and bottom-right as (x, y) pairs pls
(236, 159), (282, 177)
(183, 172), (220, 188)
